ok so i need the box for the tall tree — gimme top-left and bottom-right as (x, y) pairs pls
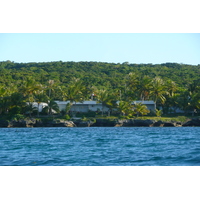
(43, 100), (60, 116)
(150, 77), (167, 105)
(134, 103), (150, 117)
(137, 75), (152, 100)
(20, 77), (42, 103)
(64, 78), (86, 116)
(117, 100), (134, 117)
(96, 89), (117, 116)
(34, 90), (48, 117)
(47, 80), (55, 100)
(125, 72), (139, 101)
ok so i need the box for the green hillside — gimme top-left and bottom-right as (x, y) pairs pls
(0, 60), (200, 117)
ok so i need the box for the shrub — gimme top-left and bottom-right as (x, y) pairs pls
(65, 114), (71, 120)
(12, 114), (25, 120)
(9, 106), (22, 115)
(155, 109), (162, 117)
(82, 116), (87, 121)
(76, 111), (96, 118)
(176, 116), (187, 122)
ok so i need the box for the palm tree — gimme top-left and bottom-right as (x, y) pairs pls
(163, 80), (178, 114)
(137, 75), (152, 101)
(117, 100), (134, 117)
(24, 102), (38, 117)
(57, 85), (68, 101)
(125, 72), (139, 101)
(47, 80), (55, 99)
(188, 93), (200, 116)
(63, 78), (83, 102)
(155, 109), (162, 117)
(150, 77), (167, 105)
(96, 89), (108, 116)
(64, 78), (86, 116)
(20, 77), (42, 103)
(0, 86), (7, 114)
(43, 100), (60, 116)
(96, 89), (116, 116)
(102, 89), (118, 116)
(126, 72), (139, 91)
(0, 84), (17, 114)
(9, 92), (26, 114)
(177, 80), (200, 115)
(165, 79), (177, 98)
(34, 90), (48, 117)
(176, 89), (191, 114)
(134, 103), (150, 117)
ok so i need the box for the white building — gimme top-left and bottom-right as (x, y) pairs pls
(26, 102), (48, 112)
(132, 100), (156, 111)
(55, 100), (156, 113)
(55, 101), (109, 113)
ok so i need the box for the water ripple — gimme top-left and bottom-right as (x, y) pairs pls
(0, 127), (200, 166)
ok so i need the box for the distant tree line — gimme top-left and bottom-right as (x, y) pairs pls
(0, 60), (200, 117)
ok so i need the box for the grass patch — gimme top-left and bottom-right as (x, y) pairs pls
(136, 116), (188, 122)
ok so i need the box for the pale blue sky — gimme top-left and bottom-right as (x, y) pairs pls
(0, 33), (200, 65)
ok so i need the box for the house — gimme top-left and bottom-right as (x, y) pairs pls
(55, 101), (109, 113)
(132, 100), (156, 111)
(55, 100), (156, 113)
(26, 102), (48, 112)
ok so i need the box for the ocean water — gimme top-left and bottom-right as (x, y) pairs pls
(0, 127), (200, 166)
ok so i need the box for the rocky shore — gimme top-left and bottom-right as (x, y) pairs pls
(0, 118), (200, 128)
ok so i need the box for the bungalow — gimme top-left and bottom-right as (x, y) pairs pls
(132, 100), (156, 111)
(26, 102), (48, 112)
(55, 100), (156, 113)
(55, 101), (109, 113)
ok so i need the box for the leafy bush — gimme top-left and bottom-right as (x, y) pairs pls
(65, 114), (71, 120)
(75, 111), (96, 118)
(176, 116), (187, 122)
(9, 106), (22, 115)
(155, 109), (162, 117)
(12, 114), (25, 120)
(82, 116), (87, 121)
(41, 117), (53, 123)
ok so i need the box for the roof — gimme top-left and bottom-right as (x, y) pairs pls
(116, 100), (155, 105)
(133, 101), (155, 105)
(55, 100), (99, 105)
(55, 100), (155, 105)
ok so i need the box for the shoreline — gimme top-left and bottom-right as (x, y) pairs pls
(0, 118), (200, 128)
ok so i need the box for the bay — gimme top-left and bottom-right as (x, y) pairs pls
(0, 127), (200, 166)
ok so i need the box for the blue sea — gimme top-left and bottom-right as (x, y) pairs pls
(0, 127), (200, 166)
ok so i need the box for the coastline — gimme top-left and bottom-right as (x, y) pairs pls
(0, 118), (200, 128)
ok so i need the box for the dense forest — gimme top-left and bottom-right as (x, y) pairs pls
(0, 60), (200, 117)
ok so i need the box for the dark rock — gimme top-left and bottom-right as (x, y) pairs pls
(7, 119), (36, 127)
(175, 122), (182, 127)
(182, 118), (200, 126)
(118, 119), (155, 127)
(43, 120), (76, 127)
(73, 119), (94, 127)
(60, 121), (76, 127)
(8, 120), (26, 127)
(114, 119), (125, 127)
(132, 119), (155, 127)
(0, 119), (9, 127)
(153, 120), (164, 127)
(24, 119), (36, 127)
(77, 121), (91, 127)
(34, 120), (44, 127)
(163, 122), (176, 127)
(121, 119), (134, 127)
(92, 119), (116, 127)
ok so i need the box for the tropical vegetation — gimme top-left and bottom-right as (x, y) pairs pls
(0, 60), (200, 119)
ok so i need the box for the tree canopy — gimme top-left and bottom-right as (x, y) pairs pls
(0, 60), (200, 116)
